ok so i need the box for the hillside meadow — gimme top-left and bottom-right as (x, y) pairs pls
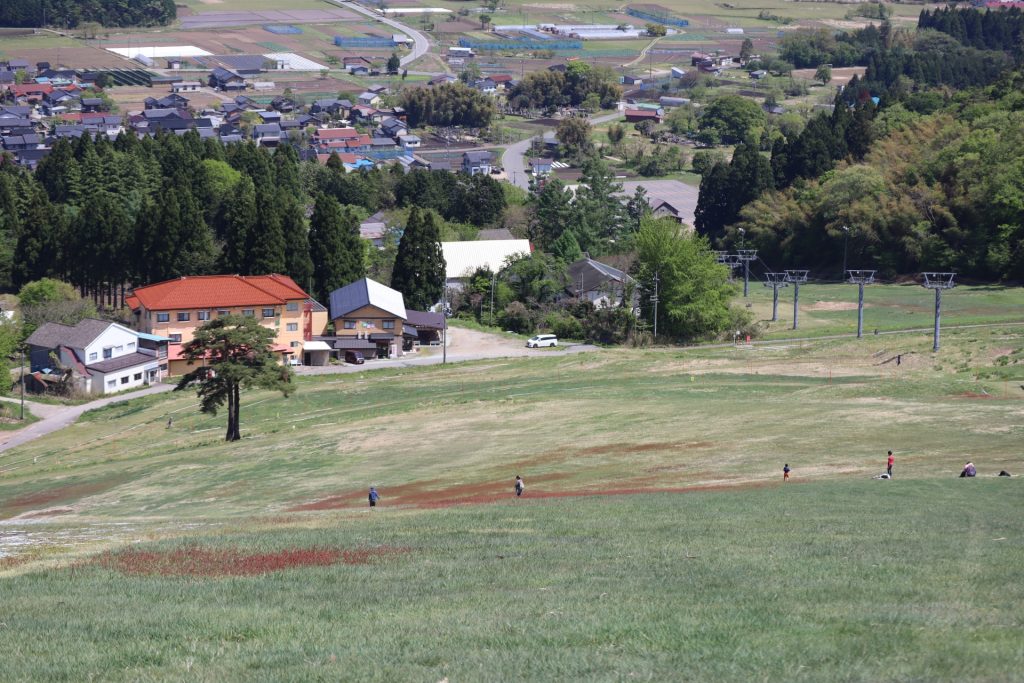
(1, 324), (1022, 680)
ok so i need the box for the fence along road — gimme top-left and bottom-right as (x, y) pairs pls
(325, 0), (431, 67)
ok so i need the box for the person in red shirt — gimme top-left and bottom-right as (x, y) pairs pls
(887, 450), (894, 478)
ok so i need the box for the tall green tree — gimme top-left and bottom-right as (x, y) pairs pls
(309, 194), (364, 304)
(635, 216), (738, 340)
(219, 175), (257, 273)
(175, 315), (293, 442)
(281, 196), (314, 293)
(391, 206), (446, 310)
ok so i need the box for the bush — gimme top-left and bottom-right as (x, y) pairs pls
(500, 301), (535, 334)
(546, 312), (584, 340)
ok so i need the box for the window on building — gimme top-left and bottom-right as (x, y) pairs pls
(198, 311), (210, 321)
(169, 334), (182, 343)
(242, 309), (254, 317)
(133, 373), (142, 381)
(382, 320), (395, 329)
(286, 302), (299, 312)
(107, 379), (116, 389)
(177, 312), (190, 322)
(120, 376), (129, 384)
(290, 341), (299, 348)
(103, 347), (113, 359)
(286, 323), (298, 332)
(218, 310), (229, 317)
(127, 342), (135, 350)
(114, 345), (123, 353)
(343, 320), (356, 329)
(89, 352), (98, 361)
(156, 313), (170, 323)
(262, 308), (275, 318)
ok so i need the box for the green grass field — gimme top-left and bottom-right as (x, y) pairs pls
(1, 314), (1023, 678)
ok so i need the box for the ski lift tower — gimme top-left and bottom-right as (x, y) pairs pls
(736, 249), (757, 297)
(847, 270), (875, 339)
(714, 251), (741, 281)
(763, 272), (789, 322)
(785, 270), (809, 330)
(922, 272), (956, 352)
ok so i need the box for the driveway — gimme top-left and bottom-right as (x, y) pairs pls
(0, 383), (175, 456)
(326, 0), (430, 67)
(295, 326), (598, 376)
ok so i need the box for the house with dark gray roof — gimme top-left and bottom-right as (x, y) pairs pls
(209, 67), (246, 91)
(327, 278), (408, 358)
(462, 150), (494, 176)
(24, 319), (167, 395)
(566, 258), (636, 309)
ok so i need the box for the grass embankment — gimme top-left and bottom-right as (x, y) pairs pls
(0, 326), (1022, 680)
(3, 482), (1022, 681)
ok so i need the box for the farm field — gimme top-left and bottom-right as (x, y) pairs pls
(1, 322), (1023, 680)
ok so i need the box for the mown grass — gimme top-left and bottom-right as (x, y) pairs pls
(3, 480), (1022, 682)
(746, 283), (1024, 339)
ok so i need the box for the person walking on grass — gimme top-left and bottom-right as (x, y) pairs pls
(514, 475), (524, 497)
(887, 450), (894, 478)
(368, 487), (380, 508)
(783, 464), (790, 482)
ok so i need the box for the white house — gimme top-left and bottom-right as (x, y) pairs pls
(441, 239), (532, 289)
(25, 318), (166, 395)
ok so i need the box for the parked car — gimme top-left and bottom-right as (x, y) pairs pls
(344, 350), (365, 364)
(526, 334), (558, 348)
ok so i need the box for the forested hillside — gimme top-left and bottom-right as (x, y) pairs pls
(0, 0), (175, 28)
(696, 9), (1024, 280)
(0, 134), (507, 306)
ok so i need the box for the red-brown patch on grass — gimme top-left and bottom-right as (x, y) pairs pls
(89, 545), (409, 577)
(1, 478), (125, 519)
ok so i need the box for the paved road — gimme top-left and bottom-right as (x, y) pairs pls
(327, 0), (430, 67)
(0, 383), (175, 457)
(501, 110), (624, 190)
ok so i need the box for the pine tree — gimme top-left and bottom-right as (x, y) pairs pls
(281, 195), (314, 293)
(391, 206), (445, 310)
(220, 175), (257, 273)
(249, 183), (286, 274)
(309, 194), (364, 304)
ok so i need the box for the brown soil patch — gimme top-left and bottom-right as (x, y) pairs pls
(577, 441), (712, 456)
(807, 301), (859, 311)
(291, 475), (771, 512)
(89, 545), (409, 577)
(1, 478), (123, 519)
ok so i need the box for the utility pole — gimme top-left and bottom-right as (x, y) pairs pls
(784, 270), (809, 331)
(441, 283), (448, 364)
(651, 271), (659, 339)
(19, 345), (25, 420)
(847, 270), (875, 338)
(922, 272), (955, 352)
(840, 225), (850, 281)
(736, 250), (757, 297)
(763, 273), (789, 322)
(489, 271), (495, 326)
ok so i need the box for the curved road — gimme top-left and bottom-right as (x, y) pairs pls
(326, 0), (430, 67)
(502, 109), (625, 190)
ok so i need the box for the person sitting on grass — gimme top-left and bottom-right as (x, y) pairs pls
(960, 462), (977, 478)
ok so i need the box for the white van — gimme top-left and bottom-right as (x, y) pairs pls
(526, 334), (558, 348)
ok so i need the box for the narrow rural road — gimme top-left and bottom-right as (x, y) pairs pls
(501, 109), (625, 190)
(327, 0), (430, 67)
(0, 383), (175, 457)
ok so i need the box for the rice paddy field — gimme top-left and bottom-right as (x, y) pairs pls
(2, 314), (1023, 680)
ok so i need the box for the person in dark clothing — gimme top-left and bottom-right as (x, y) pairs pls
(783, 464), (790, 482)
(514, 475), (524, 497)
(368, 487), (380, 507)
